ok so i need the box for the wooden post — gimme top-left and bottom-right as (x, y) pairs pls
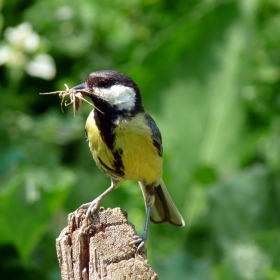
(56, 207), (158, 280)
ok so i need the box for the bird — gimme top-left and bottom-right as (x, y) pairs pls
(72, 70), (185, 248)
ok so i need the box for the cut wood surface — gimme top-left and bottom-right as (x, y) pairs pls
(56, 207), (158, 280)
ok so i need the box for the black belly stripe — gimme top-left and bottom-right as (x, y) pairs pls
(112, 149), (124, 177)
(92, 109), (127, 178)
(94, 111), (116, 150)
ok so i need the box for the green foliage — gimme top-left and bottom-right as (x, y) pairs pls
(1, 0), (280, 279)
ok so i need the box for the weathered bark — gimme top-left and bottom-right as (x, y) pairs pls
(56, 207), (158, 280)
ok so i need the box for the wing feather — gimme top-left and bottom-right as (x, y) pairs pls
(145, 113), (163, 156)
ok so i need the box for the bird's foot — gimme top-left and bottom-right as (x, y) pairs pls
(79, 198), (101, 220)
(129, 235), (147, 254)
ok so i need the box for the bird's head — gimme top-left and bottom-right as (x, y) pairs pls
(72, 70), (144, 115)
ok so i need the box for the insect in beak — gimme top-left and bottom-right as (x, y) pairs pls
(40, 84), (104, 116)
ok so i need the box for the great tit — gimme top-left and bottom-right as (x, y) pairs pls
(72, 70), (185, 247)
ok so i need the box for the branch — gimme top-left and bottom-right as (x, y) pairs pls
(56, 207), (158, 280)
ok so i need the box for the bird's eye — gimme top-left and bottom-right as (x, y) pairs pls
(100, 80), (110, 88)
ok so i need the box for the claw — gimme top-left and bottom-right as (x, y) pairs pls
(129, 235), (142, 242)
(129, 235), (147, 254)
(79, 198), (101, 220)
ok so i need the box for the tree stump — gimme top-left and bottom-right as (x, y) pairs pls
(56, 207), (158, 280)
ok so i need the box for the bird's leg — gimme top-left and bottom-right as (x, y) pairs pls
(79, 179), (119, 220)
(129, 204), (151, 252)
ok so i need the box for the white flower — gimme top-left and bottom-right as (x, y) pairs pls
(5, 22), (40, 52)
(0, 44), (12, 65)
(0, 22), (56, 79)
(25, 54), (56, 80)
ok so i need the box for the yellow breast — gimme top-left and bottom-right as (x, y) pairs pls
(86, 111), (163, 184)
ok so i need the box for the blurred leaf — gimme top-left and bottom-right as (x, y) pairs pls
(192, 165), (219, 186)
(207, 165), (280, 242)
(0, 166), (76, 261)
(154, 251), (211, 280)
(0, 147), (24, 175)
(0, 244), (46, 280)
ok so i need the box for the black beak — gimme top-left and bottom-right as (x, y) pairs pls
(72, 83), (87, 90)
(71, 82), (96, 101)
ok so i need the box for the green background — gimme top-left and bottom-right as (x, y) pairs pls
(1, 0), (280, 279)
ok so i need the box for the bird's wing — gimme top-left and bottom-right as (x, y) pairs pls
(145, 113), (163, 157)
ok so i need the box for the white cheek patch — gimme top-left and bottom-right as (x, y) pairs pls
(94, 85), (136, 110)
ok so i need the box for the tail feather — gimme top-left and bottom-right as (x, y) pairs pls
(139, 179), (185, 227)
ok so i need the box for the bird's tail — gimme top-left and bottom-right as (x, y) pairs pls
(139, 179), (185, 227)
